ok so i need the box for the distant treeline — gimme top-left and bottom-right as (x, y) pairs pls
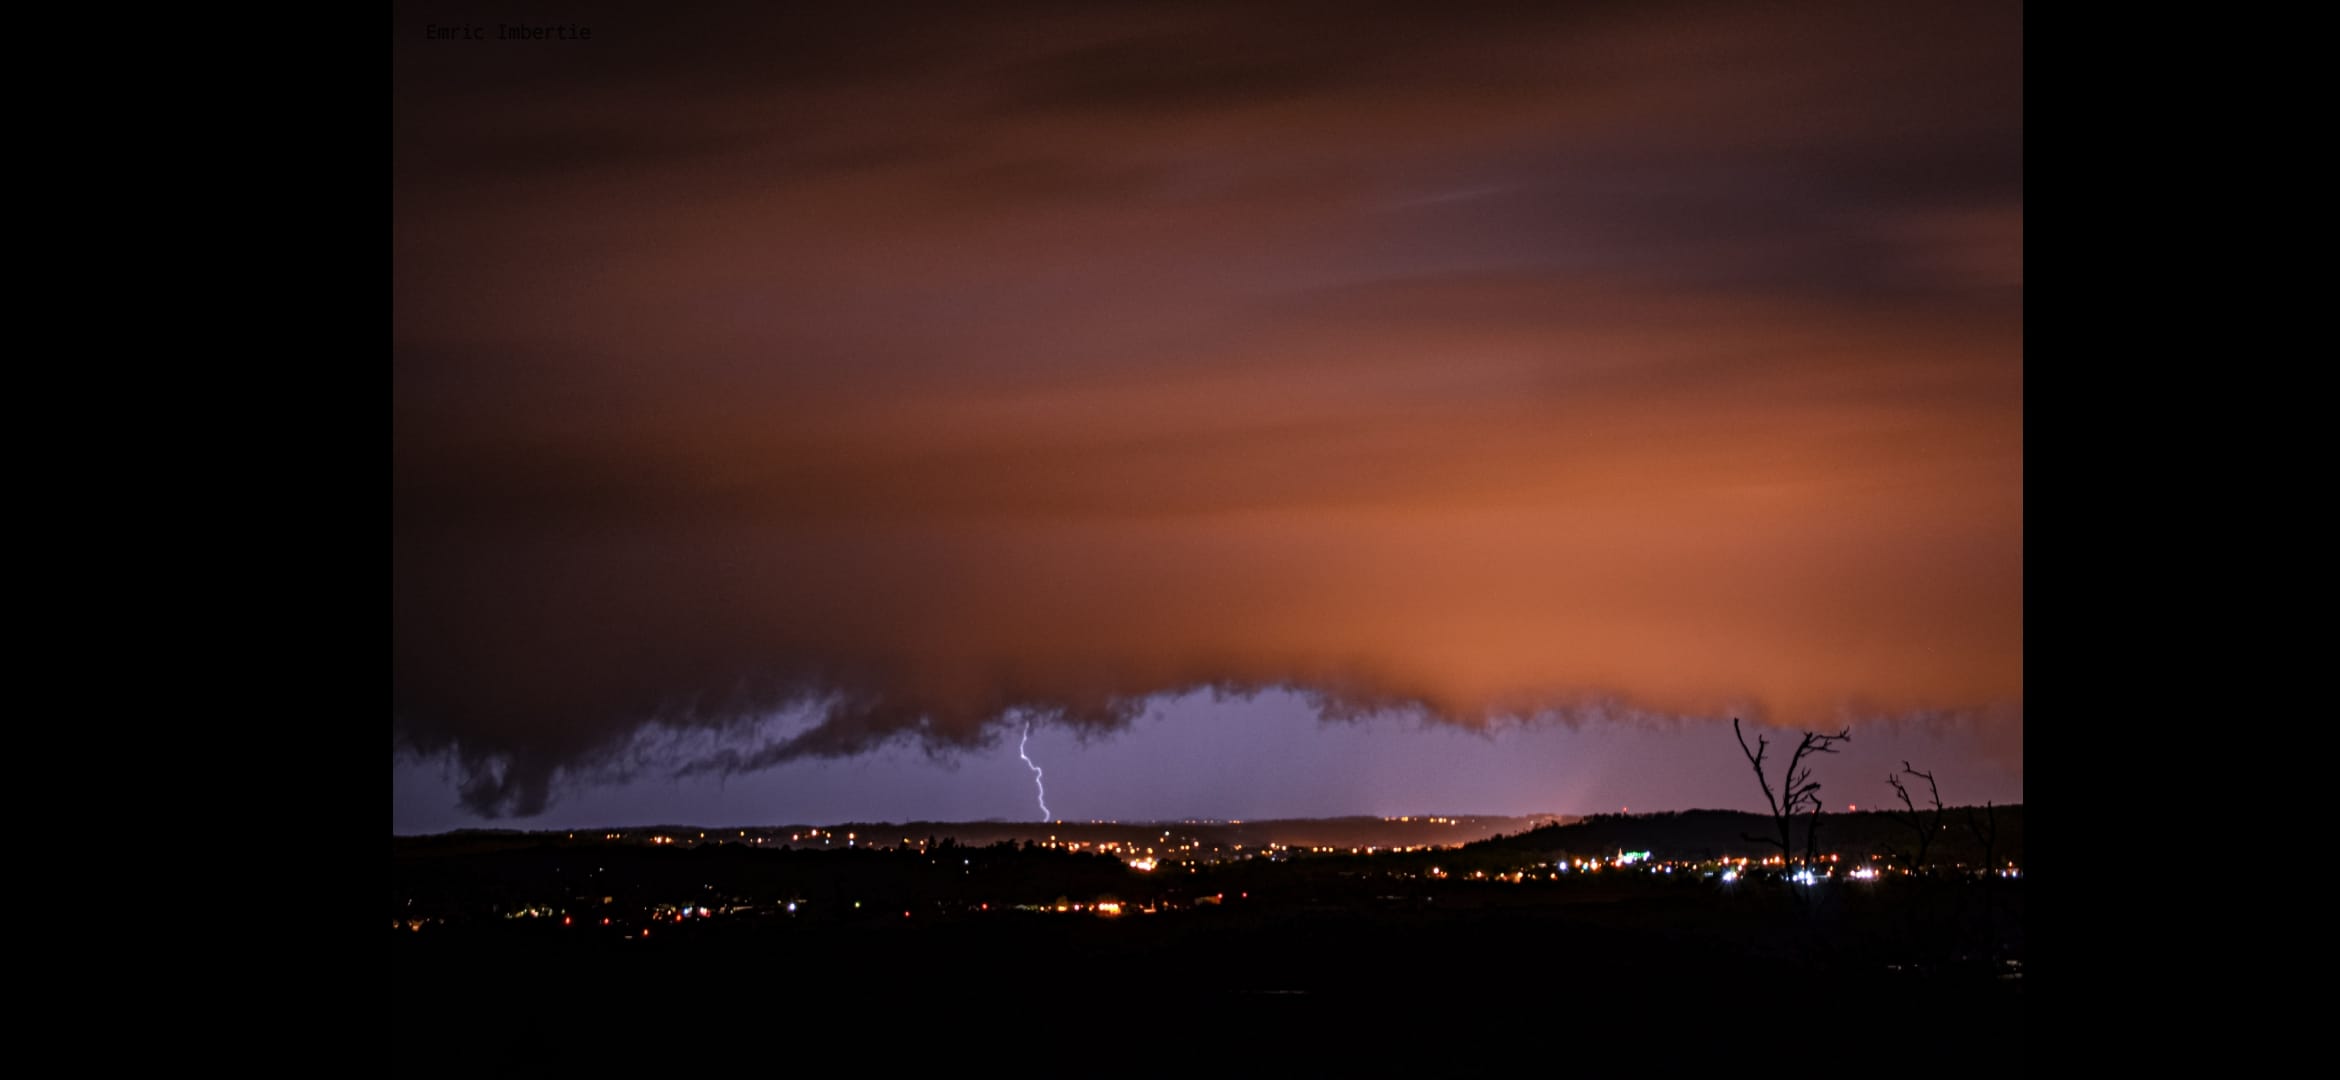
(393, 814), (1561, 853)
(394, 836), (1141, 919)
(1464, 806), (2023, 866)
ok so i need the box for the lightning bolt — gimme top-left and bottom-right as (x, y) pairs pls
(1018, 718), (1051, 822)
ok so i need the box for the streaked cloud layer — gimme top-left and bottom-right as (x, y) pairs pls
(394, 1), (2021, 817)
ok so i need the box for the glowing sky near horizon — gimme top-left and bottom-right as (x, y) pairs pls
(393, 689), (2020, 834)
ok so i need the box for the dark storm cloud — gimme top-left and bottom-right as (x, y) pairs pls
(394, 0), (2022, 816)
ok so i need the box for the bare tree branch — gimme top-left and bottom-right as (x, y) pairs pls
(1967, 800), (1998, 865)
(1733, 718), (1779, 816)
(1884, 761), (1946, 870)
(1732, 718), (1850, 870)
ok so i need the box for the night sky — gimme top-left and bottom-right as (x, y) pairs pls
(393, 1), (2021, 830)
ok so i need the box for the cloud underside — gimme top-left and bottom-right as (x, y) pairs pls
(393, 0), (2022, 816)
(394, 501), (2022, 816)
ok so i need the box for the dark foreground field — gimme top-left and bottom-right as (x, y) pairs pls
(393, 845), (2020, 1068)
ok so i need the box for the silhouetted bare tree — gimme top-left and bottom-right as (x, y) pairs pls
(1883, 762), (1945, 871)
(1968, 799), (2004, 957)
(1966, 800), (2001, 879)
(1732, 717), (1851, 870)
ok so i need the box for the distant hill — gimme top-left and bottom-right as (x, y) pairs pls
(393, 814), (1572, 857)
(1463, 806), (2023, 866)
(392, 809), (2023, 866)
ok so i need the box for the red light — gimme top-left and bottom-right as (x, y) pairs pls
(601, 918), (610, 926)
(563, 916), (572, 926)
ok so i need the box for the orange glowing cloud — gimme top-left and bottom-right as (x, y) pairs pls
(394, 0), (2020, 815)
